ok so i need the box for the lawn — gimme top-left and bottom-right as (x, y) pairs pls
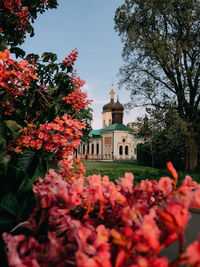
(83, 160), (200, 184)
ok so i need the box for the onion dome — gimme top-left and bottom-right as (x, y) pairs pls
(112, 97), (124, 112)
(103, 100), (114, 112)
(102, 85), (115, 112)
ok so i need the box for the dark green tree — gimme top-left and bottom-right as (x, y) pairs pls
(114, 0), (200, 170)
(137, 108), (187, 170)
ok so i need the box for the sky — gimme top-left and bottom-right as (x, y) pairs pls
(21, 0), (144, 129)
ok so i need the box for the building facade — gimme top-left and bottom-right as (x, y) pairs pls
(78, 85), (143, 161)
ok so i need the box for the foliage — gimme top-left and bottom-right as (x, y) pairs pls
(114, 0), (200, 170)
(2, 163), (200, 266)
(0, 0), (94, 265)
(0, 46), (92, 265)
(0, 0), (58, 51)
(0, 47), (92, 175)
(136, 108), (187, 170)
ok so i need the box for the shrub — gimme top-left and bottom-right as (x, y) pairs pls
(2, 163), (200, 266)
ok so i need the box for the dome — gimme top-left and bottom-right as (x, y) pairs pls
(112, 99), (124, 112)
(103, 99), (114, 112)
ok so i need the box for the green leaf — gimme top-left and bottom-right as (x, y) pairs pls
(60, 63), (67, 71)
(49, 79), (54, 88)
(17, 176), (32, 196)
(5, 120), (22, 140)
(32, 156), (47, 182)
(42, 52), (51, 62)
(51, 53), (57, 62)
(10, 47), (26, 58)
(67, 65), (73, 73)
(0, 121), (7, 140)
(0, 137), (6, 151)
(0, 217), (15, 228)
(26, 53), (39, 62)
(17, 150), (38, 178)
(0, 156), (10, 176)
(0, 192), (19, 217)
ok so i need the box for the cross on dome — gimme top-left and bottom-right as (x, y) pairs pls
(110, 83), (115, 100)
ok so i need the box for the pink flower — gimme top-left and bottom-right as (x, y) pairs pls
(94, 225), (110, 247)
(166, 202), (189, 229)
(177, 185), (193, 207)
(3, 233), (26, 267)
(166, 161), (178, 187)
(183, 238), (200, 266)
(136, 209), (161, 252)
(136, 179), (153, 192)
(150, 257), (169, 267)
(158, 177), (173, 195)
(182, 175), (198, 188)
(190, 187), (200, 208)
(118, 172), (134, 193)
(157, 203), (189, 232)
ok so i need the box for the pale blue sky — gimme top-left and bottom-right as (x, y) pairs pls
(21, 0), (144, 129)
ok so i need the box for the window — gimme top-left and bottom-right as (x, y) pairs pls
(92, 144), (94, 154)
(122, 138), (126, 143)
(87, 143), (90, 154)
(119, 145), (123, 155)
(125, 145), (129, 155)
(96, 143), (99, 155)
(83, 144), (85, 154)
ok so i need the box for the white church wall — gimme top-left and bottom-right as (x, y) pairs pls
(102, 112), (112, 128)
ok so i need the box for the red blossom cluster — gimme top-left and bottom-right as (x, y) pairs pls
(62, 70), (92, 112)
(62, 88), (92, 113)
(62, 48), (78, 66)
(9, 115), (85, 161)
(15, 7), (30, 32)
(3, 0), (22, 14)
(71, 71), (86, 88)
(2, 0), (31, 32)
(3, 166), (200, 266)
(0, 49), (37, 116)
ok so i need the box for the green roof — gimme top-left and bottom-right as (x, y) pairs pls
(89, 129), (102, 138)
(101, 123), (131, 132)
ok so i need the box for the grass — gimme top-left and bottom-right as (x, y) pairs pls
(83, 160), (200, 184)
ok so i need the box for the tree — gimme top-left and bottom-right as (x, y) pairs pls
(114, 0), (200, 170)
(137, 108), (187, 170)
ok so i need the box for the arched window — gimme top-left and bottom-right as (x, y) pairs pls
(87, 143), (90, 154)
(119, 145), (123, 155)
(125, 145), (129, 155)
(96, 143), (99, 155)
(83, 144), (85, 154)
(92, 144), (94, 154)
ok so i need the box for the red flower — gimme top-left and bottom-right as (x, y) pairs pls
(166, 161), (178, 188)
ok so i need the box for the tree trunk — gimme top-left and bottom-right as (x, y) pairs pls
(185, 124), (197, 171)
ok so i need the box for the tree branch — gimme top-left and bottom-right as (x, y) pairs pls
(141, 68), (176, 93)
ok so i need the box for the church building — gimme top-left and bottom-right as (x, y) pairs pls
(79, 85), (143, 161)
